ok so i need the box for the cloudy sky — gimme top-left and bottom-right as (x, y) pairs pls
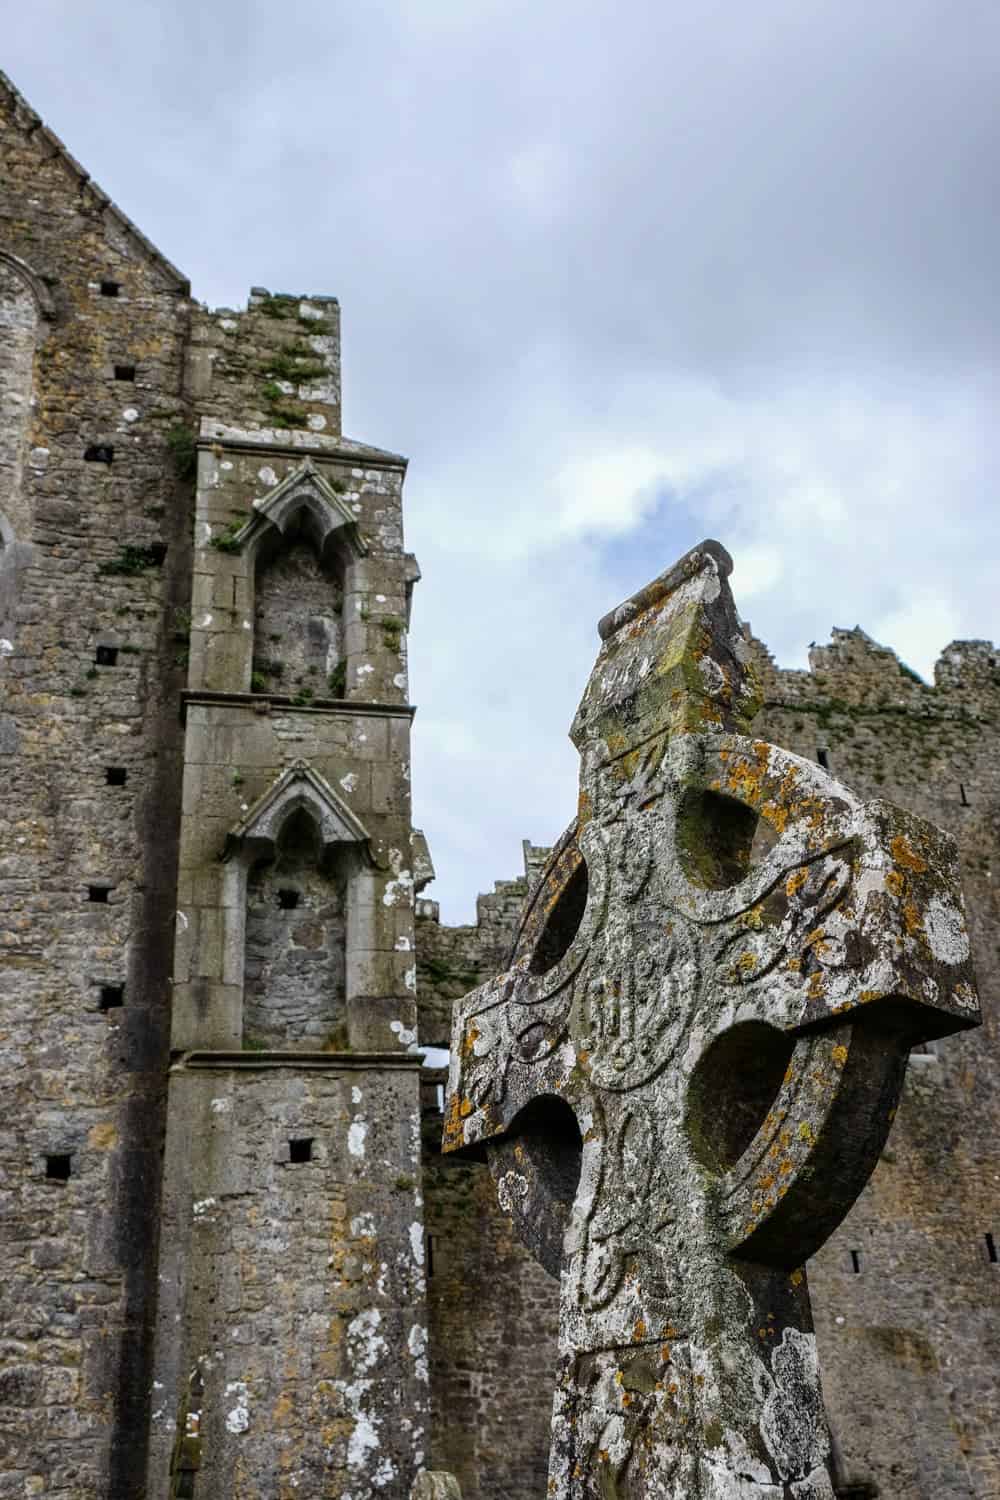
(7, 2), (999, 917)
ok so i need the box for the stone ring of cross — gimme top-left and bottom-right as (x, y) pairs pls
(444, 541), (979, 1500)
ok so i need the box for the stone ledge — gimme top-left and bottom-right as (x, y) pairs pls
(172, 1049), (423, 1072)
(180, 689), (416, 721)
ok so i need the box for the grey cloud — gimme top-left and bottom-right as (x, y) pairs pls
(5, 0), (998, 915)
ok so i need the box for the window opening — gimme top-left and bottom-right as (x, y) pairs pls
(850, 1249), (862, 1274)
(277, 888), (300, 910)
(147, 542), (168, 566)
(45, 1154), (72, 1181)
(289, 1138), (313, 1163)
(817, 748), (830, 769)
(88, 886), (111, 904)
(427, 1234), (436, 1279)
(100, 280), (121, 297)
(106, 767), (127, 786)
(99, 985), (124, 1011)
(960, 783), (970, 807)
(986, 1232), (997, 1264)
(84, 445), (114, 465)
(114, 364), (136, 381)
(95, 645), (119, 667)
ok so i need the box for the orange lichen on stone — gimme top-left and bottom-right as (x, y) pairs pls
(890, 834), (928, 873)
(442, 1092), (468, 1151)
(831, 1044), (848, 1068)
(786, 868), (809, 898)
(903, 901), (925, 937)
(886, 869), (906, 898)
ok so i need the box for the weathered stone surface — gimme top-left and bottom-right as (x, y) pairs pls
(411, 1472), (463, 1499)
(444, 542), (980, 1498)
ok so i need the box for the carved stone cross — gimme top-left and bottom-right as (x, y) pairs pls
(444, 541), (980, 1499)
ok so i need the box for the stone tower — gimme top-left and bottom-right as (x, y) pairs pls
(0, 70), (430, 1498)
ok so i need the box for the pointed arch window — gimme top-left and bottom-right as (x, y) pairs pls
(235, 460), (366, 696)
(223, 761), (374, 1052)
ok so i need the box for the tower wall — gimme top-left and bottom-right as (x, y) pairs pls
(0, 71), (192, 1498)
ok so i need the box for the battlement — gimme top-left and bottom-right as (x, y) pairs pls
(187, 286), (344, 439)
(750, 624), (1000, 719)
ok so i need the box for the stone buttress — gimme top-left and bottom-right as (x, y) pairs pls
(146, 292), (431, 1497)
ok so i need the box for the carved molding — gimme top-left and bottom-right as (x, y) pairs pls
(0, 249), (56, 319)
(234, 457), (367, 561)
(223, 759), (371, 863)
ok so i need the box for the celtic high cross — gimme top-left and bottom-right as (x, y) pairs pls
(444, 541), (979, 1499)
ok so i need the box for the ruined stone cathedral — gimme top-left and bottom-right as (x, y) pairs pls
(0, 69), (997, 1500)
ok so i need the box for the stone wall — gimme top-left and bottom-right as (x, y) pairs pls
(417, 843), (561, 1500)
(0, 70), (192, 1498)
(753, 628), (1000, 1499)
(1, 67), (429, 1500)
(418, 630), (1000, 1500)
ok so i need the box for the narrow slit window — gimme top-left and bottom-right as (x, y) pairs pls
(95, 646), (119, 667)
(45, 1154), (72, 1181)
(986, 1232), (998, 1264)
(427, 1233), (436, 1279)
(105, 767), (127, 786)
(114, 364), (136, 381)
(289, 1137), (313, 1163)
(817, 747), (830, 769)
(84, 445), (114, 465)
(87, 885), (111, 904)
(960, 783), (970, 806)
(277, 889), (300, 911)
(100, 280), (121, 297)
(148, 542), (168, 566)
(99, 985), (124, 1011)
(850, 1249), (862, 1274)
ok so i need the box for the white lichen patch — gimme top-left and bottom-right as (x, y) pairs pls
(348, 1118), (367, 1159)
(347, 1307), (387, 1377)
(496, 1170), (529, 1214)
(394, 936), (411, 951)
(407, 1323), (429, 1383)
(340, 773), (358, 794)
(257, 465), (278, 486)
(924, 895), (971, 966)
(224, 1380), (250, 1434)
(209, 1096), (232, 1114)
(409, 1222), (425, 1268)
